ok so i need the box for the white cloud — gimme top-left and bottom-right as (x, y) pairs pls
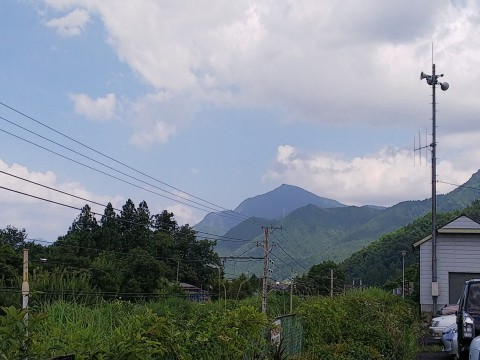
(0, 159), (123, 240)
(45, 8), (90, 37)
(165, 203), (201, 227)
(69, 93), (117, 121)
(38, 1), (480, 149)
(263, 144), (477, 207)
(130, 121), (176, 148)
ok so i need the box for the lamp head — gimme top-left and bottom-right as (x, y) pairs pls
(440, 82), (449, 91)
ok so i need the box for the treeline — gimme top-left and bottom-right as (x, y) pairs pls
(0, 199), (245, 306)
(339, 199), (480, 291)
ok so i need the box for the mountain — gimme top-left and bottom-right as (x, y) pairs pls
(215, 170), (480, 279)
(338, 170), (480, 287)
(193, 184), (346, 236)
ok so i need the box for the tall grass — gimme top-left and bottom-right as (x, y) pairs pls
(295, 288), (418, 360)
(0, 289), (419, 359)
(10, 299), (272, 359)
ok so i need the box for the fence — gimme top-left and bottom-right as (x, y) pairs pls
(271, 314), (303, 357)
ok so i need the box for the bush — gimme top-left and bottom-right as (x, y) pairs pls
(296, 289), (418, 360)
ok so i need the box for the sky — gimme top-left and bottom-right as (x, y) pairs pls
(1, 0), (480, 242)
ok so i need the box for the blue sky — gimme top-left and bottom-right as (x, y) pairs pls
(1, 0), (480, 241)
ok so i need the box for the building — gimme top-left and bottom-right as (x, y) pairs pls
(413, 215), (480, 314)
(179, 282), (209, 302)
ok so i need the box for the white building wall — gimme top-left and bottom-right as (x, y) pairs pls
(419, 234), (480, 313)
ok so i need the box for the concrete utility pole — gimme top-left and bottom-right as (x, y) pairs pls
(330, 268), (334, 297)
(420, 63), (449, 315)
(260, 225), (282, 313)
(261, 226), (270, 313)
(401, 250), (407, 299)
(22, 248), (29, 312)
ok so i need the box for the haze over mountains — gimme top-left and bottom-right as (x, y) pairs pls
(194, 171), (480, 279)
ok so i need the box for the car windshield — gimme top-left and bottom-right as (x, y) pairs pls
(467, 283), (480, 314)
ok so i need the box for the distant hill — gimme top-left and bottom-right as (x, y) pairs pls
(193, 184), (345, 236)
(214, 170), (480, 279)
(339, 170), (480, 287)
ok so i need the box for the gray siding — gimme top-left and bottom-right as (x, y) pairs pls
(419, 233), (480, 312)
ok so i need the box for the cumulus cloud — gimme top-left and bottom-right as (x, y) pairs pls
(263, 144), (476, 207)
(45, 8), (90, 37)
(38, 0), (480, 207)
(41, 1), (480, 129)
(130, 121), (177, 148)
(0, 159), (123, 240)
(69, 93), (117, 121)
(165, 203), (201, 227)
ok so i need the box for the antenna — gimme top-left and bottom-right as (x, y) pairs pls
(431, 43), (434, 66)
(420, 60), (449, 315)
(413, 128), (429, 167)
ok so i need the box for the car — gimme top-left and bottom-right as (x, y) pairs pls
(470, 335), (480, 360)
(457, 279), (480, 359)
(429, 314), (456, 341)
(442, 323), (457, 355)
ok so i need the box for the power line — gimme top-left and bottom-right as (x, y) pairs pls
(0, 169), (120, 211)
(0, 171), (253, 244)
(437, 180), (480, 192)
(0, 101), (250, 221)
(0, 125), (247, 219)
(275, 242), (307, 271)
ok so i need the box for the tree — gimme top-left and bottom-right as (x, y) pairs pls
(57, 204), (100, 262)
(174, 224), (220, 288)
(118, 199), (152, 251)
(90, 252), (122, 294)
(68, 205), (99, 235)
(99, 202), (120, 251)
(0, 226), (27, 250)
(304, 260), (346, 296)
(120, 248), (167, 294)
(152, 210), (177, 236)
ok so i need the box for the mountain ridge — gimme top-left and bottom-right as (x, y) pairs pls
(209, 170), (480, 278)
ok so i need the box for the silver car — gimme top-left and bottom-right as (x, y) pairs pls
(430, 314), (456, 341)
(442, 323), (457, 356)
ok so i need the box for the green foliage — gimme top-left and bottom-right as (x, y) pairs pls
(0, 306), (28, 359)
(0, 199), (222, 306)
(295, 260), (346, 296)
(0, 289), (421, 359)
(339, 210), (460, 288)
(0, 300), (271, 359)
(296, 289), (418, 360)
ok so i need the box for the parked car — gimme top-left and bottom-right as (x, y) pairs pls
(442, 323), (457, 356)
(469, 335), (480, 360)
(457, 279), (480, 359)
(430, 314), (456, 341)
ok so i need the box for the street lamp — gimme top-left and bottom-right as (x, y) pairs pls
(420, 64), (449, 314)
(401, 250), (407, 298)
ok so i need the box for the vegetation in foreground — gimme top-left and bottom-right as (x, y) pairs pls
(0, 289), (418, 360)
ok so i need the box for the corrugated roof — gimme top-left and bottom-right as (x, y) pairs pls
(413, 215), (480, 248)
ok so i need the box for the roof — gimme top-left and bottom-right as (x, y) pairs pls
(413, 215), (480, 248)
(179, 282), (203, 291)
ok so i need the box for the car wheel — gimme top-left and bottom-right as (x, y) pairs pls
(458, 349), (468, 360)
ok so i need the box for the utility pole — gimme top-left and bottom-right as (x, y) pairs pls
(420, 63), (449, 315)
(290, 279), (293, 314)
(261, 226), (269, 313)
(22, 248), (29, 312)
(260, 225), (282, 313)
(22, 248), (29, 356)
(330, 268), (334, 297)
